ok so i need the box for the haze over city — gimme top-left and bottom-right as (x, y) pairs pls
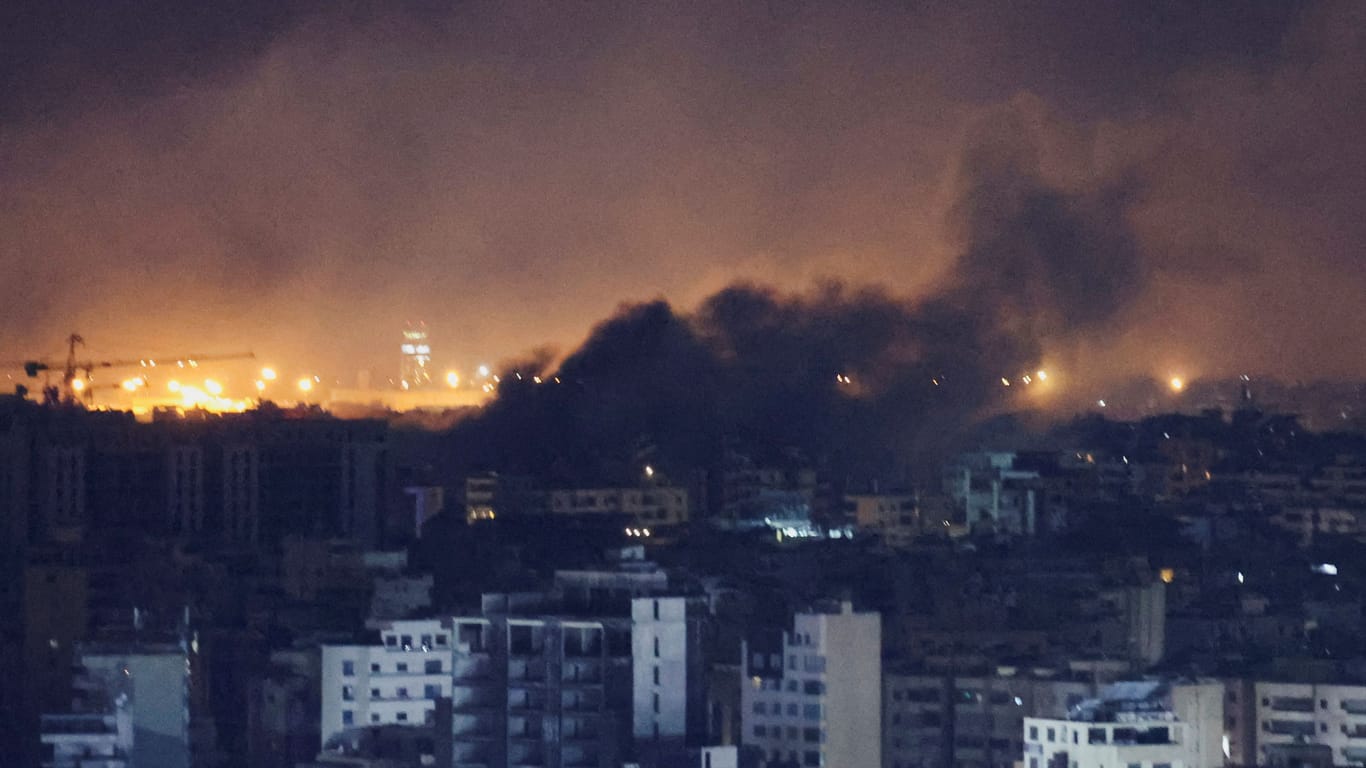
(3, 1), (1364, 400)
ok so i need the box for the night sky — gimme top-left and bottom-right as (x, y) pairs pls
(1, 1), (1362, 395)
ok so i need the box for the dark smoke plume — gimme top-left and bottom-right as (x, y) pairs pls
(446, 117), (1145, 492)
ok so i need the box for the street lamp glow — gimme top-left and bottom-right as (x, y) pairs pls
(477, 365), (490, 378)
(1170, 376), (1185, 393)
(297, 378), (313, 393)
(446, 371), (460, 387)
(261, 367), (278, 381)
(204, 379), (223, 396)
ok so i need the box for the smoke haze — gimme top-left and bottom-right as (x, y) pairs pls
(1, 0), (1363, 402)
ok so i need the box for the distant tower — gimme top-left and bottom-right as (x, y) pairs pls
(400, 322), (432, 389)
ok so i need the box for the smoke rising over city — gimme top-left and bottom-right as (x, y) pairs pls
(445, 104), (1152, 481)
(1, 1), (1364, 395)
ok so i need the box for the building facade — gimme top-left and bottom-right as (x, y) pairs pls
(741, 602), (882, 767)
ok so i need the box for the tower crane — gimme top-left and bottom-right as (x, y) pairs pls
(3, 333), (255, 405)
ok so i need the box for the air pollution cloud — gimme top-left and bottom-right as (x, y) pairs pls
(448, 105), (1145, 484)
(0, 2), (1362, 402)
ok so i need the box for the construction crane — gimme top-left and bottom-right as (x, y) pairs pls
(4, 333), (255, 405)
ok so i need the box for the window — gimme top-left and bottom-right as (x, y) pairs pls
(424, 684), (440, 699)
(803, 750), (821, 766)
(1047, 728), (1056, 743)
(342, 660), (355, 676)
(804, 681), (825, 695)
(787, 703), (799, 716)
(370, 688), (380, 698)
(654, 637), (661, 658)
(396, 662), (408, 673)
(653, 693), (660, 714)
(342, 685), (355, 701)
(754, 725), (767, 737)
(370, 713), (381, 723)
(753, 702), (766, 714)
(803, 727), (822, 743)
(397, 687), (409, 699)
(790, 655), (798, 670)
(342, 710), (354, 725)
(397, 711), (408, 722)
(425, 659), (442, 674)
(385, 635), (397, 648)
(370, 662), (381, 673)
(1029, 726), (1038, 741)
(434, 635), (448, 646)
(400, 634), (413, 649)
(653, 666), (661, 685)
(420, 634), (433, 648)
(787, 680), (799, 692)
(804, 704), (821, 720)
(653, 600), (660, 620)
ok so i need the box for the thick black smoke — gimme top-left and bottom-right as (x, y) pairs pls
(446, 119), (1144, 492)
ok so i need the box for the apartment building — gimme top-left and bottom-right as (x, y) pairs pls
(320, 619), (453, 743)
(1236, 682), (1366, 767)
(321, 593), (703, 768)
(548, 486), (690, 528)
(1022, 681), (1222, 768)
(741, 602), (881, 767)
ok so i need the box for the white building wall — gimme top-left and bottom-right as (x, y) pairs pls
(1255, 682), (1366, 766)
(80, 650), (190, 768)
(742, 603), (882, 767)
(1023, 717), (1198, 768)
(632, 597), (689, 740)
(320, 620), (453, 747)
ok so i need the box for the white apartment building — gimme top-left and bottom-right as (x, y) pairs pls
(1022, 681), (1222, 768)
(320, 620), (453, 746)
(1245, 682), (1366, 766)
(741, 602), (882, 767)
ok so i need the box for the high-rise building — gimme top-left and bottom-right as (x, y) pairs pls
(741, 601), (882, 767)
(319, 590), (706, 768)
(400, 323), (433, 390)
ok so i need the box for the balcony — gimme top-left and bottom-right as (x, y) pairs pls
(452, 656), (495, 681)
(1268, 697), (1315, 713)
(1264, 720), (1316, 738)
(508, 659), (547, 684)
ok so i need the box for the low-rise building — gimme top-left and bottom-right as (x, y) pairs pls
(548, 485), (691, 529)
(1022, 681), (1222, 768)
